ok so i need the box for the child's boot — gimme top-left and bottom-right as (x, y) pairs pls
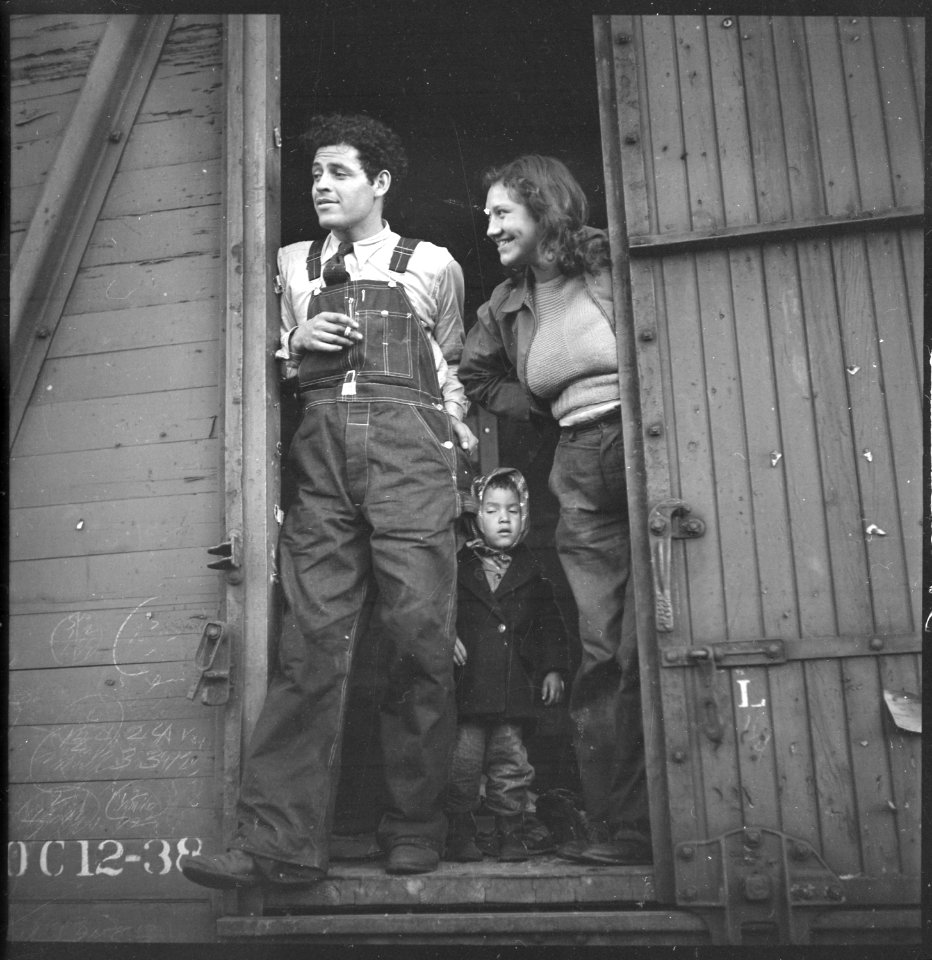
(496, 813), (530, 862)
(444, 811), (483, 862)
(518, 812), (556, 855)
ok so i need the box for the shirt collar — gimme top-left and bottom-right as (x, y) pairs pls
(323, 221), (393, 269)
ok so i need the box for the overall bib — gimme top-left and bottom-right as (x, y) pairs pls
(233, 240), (459, 870)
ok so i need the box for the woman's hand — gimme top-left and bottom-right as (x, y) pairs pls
(290, 312), (362, 353)
(453, 637), (468, 666)
(450, 418), (479, 455)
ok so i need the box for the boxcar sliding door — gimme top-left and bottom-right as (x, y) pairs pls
(595, 14), (922, 944)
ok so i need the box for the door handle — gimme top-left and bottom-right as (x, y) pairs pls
(648, 499), (705, 632)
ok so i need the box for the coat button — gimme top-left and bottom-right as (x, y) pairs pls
(497, 623), (506, 633)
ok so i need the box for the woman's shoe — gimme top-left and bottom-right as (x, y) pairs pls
(445, 812), (484, 862)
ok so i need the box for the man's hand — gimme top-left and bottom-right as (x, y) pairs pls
(290, 312), (362, 353)
(453, 637), (467, 666)
(541, 671), (564, 706)
(451, 418), (478, 455)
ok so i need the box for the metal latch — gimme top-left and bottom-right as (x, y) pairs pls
(661, 640), (786, 743)
(662, 639), (787, 668)
(187, 620), (232, 705)
(674, 826), (844, 944)
(648, 498), (705, 632)
(207, 531), (243, 583)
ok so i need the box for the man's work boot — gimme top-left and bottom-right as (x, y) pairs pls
(180, 848), (325, 888)
(385, 841), (440, 875)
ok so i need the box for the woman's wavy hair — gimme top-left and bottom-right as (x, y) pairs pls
(482, 155), (610, 277)
(299, 113), (408, 193)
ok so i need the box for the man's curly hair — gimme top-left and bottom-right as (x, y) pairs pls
(483, 155), (610, 277)
(298, 114), (409, 189)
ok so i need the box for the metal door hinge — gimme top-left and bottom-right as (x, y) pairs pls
(207, 531), (243, 583)
(648, 498), (705, 632)
(187, 620), (233, 705)
(675, 826), (844, 944)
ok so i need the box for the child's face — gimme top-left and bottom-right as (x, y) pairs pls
(476, 485), (522, 551)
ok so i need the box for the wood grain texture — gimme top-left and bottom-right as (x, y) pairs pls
(607, 14), (921, 904)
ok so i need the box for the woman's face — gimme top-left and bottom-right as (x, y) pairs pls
(485, 182), (555, 278)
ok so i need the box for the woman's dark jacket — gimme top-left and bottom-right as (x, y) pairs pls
(455, 543), (569, 726)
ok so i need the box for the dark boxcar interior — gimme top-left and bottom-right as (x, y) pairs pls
(279, 2), (606, 843)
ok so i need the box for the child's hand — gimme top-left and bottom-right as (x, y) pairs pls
(453, 637), (467, 666)
(541, 671), (564, 705)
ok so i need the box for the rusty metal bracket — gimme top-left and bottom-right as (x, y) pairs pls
(675, 826), (844, 944)
(648, 499), (705, 632)
(207, 531), (243, 583)
(187, 620), (232, 705)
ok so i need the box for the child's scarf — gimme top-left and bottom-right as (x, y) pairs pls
(464, 467), (531, 578)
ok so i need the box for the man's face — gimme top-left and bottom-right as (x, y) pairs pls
(312, 144), (388, 240)
(485, 182), (545, 273)
(475, 485), (522, 551)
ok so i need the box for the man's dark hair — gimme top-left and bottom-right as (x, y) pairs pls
(299, 113), (409, 189)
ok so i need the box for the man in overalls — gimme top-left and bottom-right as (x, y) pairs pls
(181, 114), (476, 888)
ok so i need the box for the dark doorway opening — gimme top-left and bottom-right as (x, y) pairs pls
(279, 1), (607, 855)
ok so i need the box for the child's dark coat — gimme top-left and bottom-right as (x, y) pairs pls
(454, 543), (569, 725)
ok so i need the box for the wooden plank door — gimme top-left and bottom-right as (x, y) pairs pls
(595, 14), (922, 943)
(217, 11), (282, 881)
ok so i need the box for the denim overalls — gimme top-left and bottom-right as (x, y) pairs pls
(233, 239), (459, 870)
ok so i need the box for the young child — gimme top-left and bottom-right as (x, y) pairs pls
(445, 467), (569, 862)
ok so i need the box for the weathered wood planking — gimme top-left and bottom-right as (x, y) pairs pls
(12, 154), (222, 234)
(9, 777), (217, 842)
(47, 301), (218, 360)
(9, 603), (213, 671)
(11, 113), (223, 190)
(871, 18), (924, 208)
(612, 14), (922, 897)
(9, 717), (215, 784)
(12, 387), (220, 457)
(10, 440), (218, 509)
(32, 344), (217, 406)
(613, 17), (701, 849)
(8, 12), (228, 944)
(10, 90), (79, 146)
(11, 666), (212, 726)
(9, 548), (220, 615)
(8, 900), (214, 942)
(9, 18), (98, 250)
(60, 253), (222, 317)
(8, 15), (108, 93)
(263, 861), (655, 910)
(82, 207), (222, 269)
(11, 492), (220, 561)
(101, 159), (223, 219)
(807, 18), (918, 879)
